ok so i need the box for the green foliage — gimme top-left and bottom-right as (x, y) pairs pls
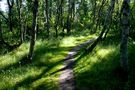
(74, 35), (135, 90)
(0, 29), (96, 90)
(0, 40), (63, 90)
(0, 0), (135, 89)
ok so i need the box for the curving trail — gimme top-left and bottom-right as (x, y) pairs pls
(59, 38), (95, 90)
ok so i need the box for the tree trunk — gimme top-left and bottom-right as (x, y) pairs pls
(49, 0), (52, 18)
(120, 0), (130, 71)
(94, 0), (106, 33)
(45, 0), (50, 37)
(67, 0), (71, 34)
(16, 0), (24, 43)
(91, 0), (97, 33)
(7, 0), (14, 32)
(0, 16), (2, 42)
(28, 0), (38, 60)
(87, 0), (116, 53)
(103, 0), (116, 39)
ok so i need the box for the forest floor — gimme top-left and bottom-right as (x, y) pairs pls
(59, 38), (95, 90)
(0, 30), (135, 90)
(0, 30), (97, 90)
(73, 35), (135, 90)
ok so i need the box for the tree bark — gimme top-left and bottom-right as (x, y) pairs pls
(28, 0), (38, 60)
(120, 0), (130, 71)
(67, 0), (71, 34)
(16, 0), (24, 43)
(45, 0), (50, 36)
(0, 16), (2, 42)
(87, 0), (116, 52)
(7, 0), (14, 32)
(103, 0), (116, 39)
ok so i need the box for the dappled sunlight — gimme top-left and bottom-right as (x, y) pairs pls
(132, 41), (135, 45)
(0, 35), (94, 89)
(0, 65), (44, 89)
(30, 76), (59, 90)
(60, 37), (77, 47)
(0, 29), (96, 89)
(74, 45), (118, 74)
(74, 43), (122, 90)
(0, 0), (134, 89)
(60, 34), (96, 47)
(96, 46), (116, 58)
(0, 43), (29, 69)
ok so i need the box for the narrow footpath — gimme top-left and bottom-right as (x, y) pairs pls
(59, 38), (95, 90)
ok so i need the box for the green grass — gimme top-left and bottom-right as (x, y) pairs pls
(1, 29), (135, 90)
(74, 35), (135, 90)
(0, 30), (96, 90)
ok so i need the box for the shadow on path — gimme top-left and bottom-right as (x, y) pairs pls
(59, 38), (95, 90)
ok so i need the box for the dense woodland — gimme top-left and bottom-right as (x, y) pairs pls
(0, 0), (135, 90)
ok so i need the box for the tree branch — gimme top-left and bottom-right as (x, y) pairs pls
(0, 12), (8, 22)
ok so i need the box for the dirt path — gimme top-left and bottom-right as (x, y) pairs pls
(59, 38), (95, 90)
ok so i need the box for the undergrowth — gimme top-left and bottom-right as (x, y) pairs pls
(74, 35), (135, 90)
(0, 30), (96, 90)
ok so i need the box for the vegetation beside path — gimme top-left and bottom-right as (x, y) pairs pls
(74, 35), (135, 90)
(0, 30), (96, 90)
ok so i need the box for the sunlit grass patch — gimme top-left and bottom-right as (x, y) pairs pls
(0, 43), (29, 69)
(74, 36), (135, 90)
(30, 75), (59, 90)
(0, 64), (43, 89)
(60, 37), (76, 47)
(96, 45), (116, 58)
(60, 34), (97, 47)
(0, 29), (96, 90)
(74, 44), (119, 72)
(74, 41), (122, 90)
(0, 39), (63, 89)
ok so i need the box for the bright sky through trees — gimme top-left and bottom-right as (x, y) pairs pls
(0, 0), (7, 11)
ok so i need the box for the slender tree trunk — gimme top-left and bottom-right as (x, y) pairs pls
(16, 0), (24, 43)
(59, 0), (64, 27)
(0, 17), (2, 42)
(95, 0), (106, 33)
(120, 0), (130, 71)
(28, 0), (38, 60)
(69, 0), (75, 31)
(45, 0), (50, 36)
(7, 0), (14, 32)
(87, 0), (115, 52)
(67, 0), (71, 34)
(55, 0), (59, 37)
(103, 0), (116, 39)
(91, 0), (97, 33)
(55, 0), (63, 37)
(49, 0), (52, 18)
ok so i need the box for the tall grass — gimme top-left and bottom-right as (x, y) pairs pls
(0, 30), (96, 90)
(74, 35), (135, 90)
